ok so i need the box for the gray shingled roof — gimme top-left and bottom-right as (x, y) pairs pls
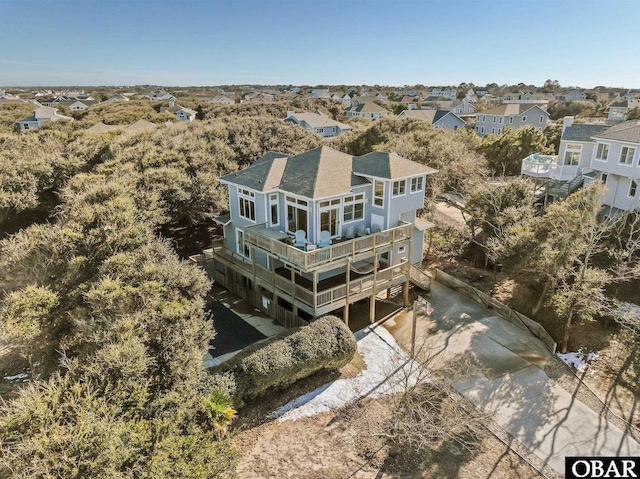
(253, 151), (288, 165)
(594, 120), (640, 143)
(562, 124), (610, 142)
(346, 101), (388, 113)
(353, 152), (438, 179)
(479, 104), (546, 116)
(219, 146), (437, 198)
(279, 147), (356, 198)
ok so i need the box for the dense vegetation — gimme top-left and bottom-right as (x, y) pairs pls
(212, 315), (357, 407)
(1, 95), (639, 475)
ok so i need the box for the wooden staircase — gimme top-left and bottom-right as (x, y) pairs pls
(409, 263), (431, 292)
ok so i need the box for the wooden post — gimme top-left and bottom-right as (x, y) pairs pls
(344, 259), (350, 326)
(290, 266), (298, 317)
(369, 254), (377, 324)
(313, 270), (318, 319)
(411, 302), (417, 358)
(403, 241), (412, 307)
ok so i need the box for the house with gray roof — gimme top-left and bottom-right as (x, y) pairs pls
(17, 106), (73, 131)
(344, 101), (389, 121)
(397, 109), (466, 131)
(522, 116), (640, 214)
(210, 146), (436, 324)
(607, 99), (640, 122)
(284, 111), (353, 137)
(475, 104), (549, 137)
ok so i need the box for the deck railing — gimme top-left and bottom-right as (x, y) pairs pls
(209, 240), (406, 312)
(244, 222), (412, 272)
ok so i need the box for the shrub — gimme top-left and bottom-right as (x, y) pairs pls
(211, 315), (356, 407)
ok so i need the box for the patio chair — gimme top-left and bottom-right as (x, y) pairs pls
(344, 225), (355, 239)
(318, 230), (332, 247)
(371, 224), (382, 234)
(293, 230), (308, 249)
(355, 224), (366, 237)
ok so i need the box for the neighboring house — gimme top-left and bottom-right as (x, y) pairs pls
(521, 117), (640, 215)
(208, 95), (234, 104)
(340, 93), (352, 106)
(501, 91), (549, 105)
(308, 88), (330, 99)
(284, 111), (353, 137)
(398, 109), (466, 130)
(607, 100), (640, 122)
(162, 102), (197, 122)
(554, 89), (587, 102)
(429, 97), (475, 115)
(474, 104), (549, 136)
(141, 90), (176, 102)
(210, 146), (437, 324)
(344, 101), (389, 121)
(428, 88), (456, 99)
(244, 91), (275, 102)
(175, 106), (197, 122)
(67, 100), (94, 110)
(17, 106), (73, 131)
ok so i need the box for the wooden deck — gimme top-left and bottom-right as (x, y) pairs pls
(244, 222), (412, 273)
(207, 243), (408, 317)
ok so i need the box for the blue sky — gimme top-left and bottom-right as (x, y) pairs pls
(0, 0), (637, 88)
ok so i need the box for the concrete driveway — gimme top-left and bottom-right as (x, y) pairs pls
(384, 280), (640, 476)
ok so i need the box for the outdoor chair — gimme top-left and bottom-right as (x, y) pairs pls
(293, 230), (308, 249)
(344, 225), (355, 239)
(371, 224), (382, 234)
(318, 230), (332, 247)
(355, 224), (366, 237)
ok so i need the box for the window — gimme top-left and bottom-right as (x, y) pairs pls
(410, 176), (423, 192)
(23, 124), (29, 130)
(620, 146), (636, 165)
(480, 126), (485, 134)
(499, 117), (503, 124)
(491, 128), (495, 134)
(482, 115), (486, 122)
(497, 129), (502, 135)
(236, 229), (251, 259)
(493, 116), (496, 123)
(343, 194), (364, 223)
(563, 143), (582, 166)
(320, 200), (340, 236)
(595, 143), (609, 161)
(601, 172), (608, 184)
(509, 116), (513, 124)
(521, 116), (527, 122)
(539, 115), (544, 124)
(392, 180), (406, 196)
(238, 188), (255, 221)
(316, 128), (324, 134)
(286, 196), (308, 233)
(629, 180), (638, 197)
(269, 194), (279, 227)
(374, 180), (384, 207)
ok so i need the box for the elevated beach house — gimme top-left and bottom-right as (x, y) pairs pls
(207, 146), (436, 326)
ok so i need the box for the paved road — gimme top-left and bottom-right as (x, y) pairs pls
(384, 280), (640, 476)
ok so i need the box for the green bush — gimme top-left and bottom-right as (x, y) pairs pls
(211, 315), (356, 407)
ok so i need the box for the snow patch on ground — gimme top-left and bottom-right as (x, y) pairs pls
(272, 325), (423, 422)
(3, 373), (29, 382)
(557, 348), (598, 373)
